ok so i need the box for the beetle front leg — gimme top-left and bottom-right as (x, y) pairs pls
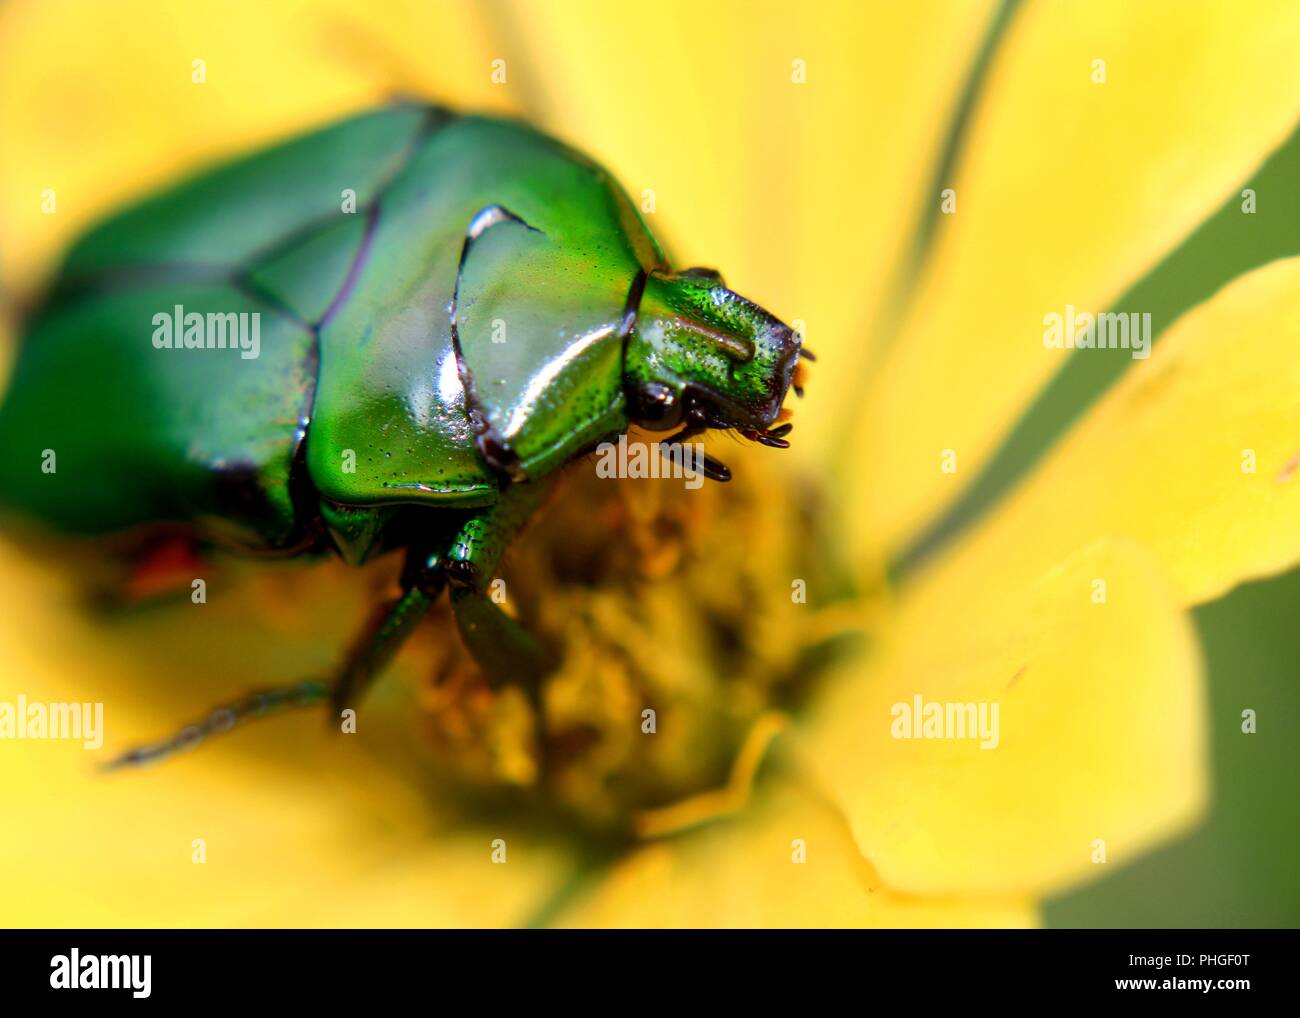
(446, 479), (558, 694)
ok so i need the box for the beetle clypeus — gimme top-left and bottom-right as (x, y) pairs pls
(0, 104), (806, 765)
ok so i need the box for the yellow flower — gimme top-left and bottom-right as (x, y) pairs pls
(2, 0), (1299, 927)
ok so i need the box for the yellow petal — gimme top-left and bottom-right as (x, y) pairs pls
(503, 0), (1000, 457)
(559, 777), (1035, 927)
(0, 0), (516, 295)
(852, 0), (1300, 558)
(912, 256), (1300, 613)
(0, 546), (566, 926)
(801, 539), (1205, 896)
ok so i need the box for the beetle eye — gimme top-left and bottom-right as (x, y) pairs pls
(632, 382), (685, 431)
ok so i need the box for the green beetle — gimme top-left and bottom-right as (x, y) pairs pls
(0, 104), (804, 764)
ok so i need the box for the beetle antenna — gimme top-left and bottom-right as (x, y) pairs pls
(698, 452), (732, 482)
(98, 680), (329, 771)
(739, 427), (790, 449)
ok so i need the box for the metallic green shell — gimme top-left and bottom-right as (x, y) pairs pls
(0, 105), (661, 552)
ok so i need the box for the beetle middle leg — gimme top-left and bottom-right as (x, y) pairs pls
(102, 546), (446, 769)
(327, 547), (446, 716)
(101, 482), (560, 769)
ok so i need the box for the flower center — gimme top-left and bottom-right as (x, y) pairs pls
(400, 451), (828, 836)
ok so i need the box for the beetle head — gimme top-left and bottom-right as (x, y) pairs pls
(624, 269), (804, 444)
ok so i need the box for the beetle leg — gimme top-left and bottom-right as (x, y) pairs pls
(100, 680), (330, 770)
(445, 478), (558, 696)
(327, 549), (446, 717)
(101, 549), (445, 770)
